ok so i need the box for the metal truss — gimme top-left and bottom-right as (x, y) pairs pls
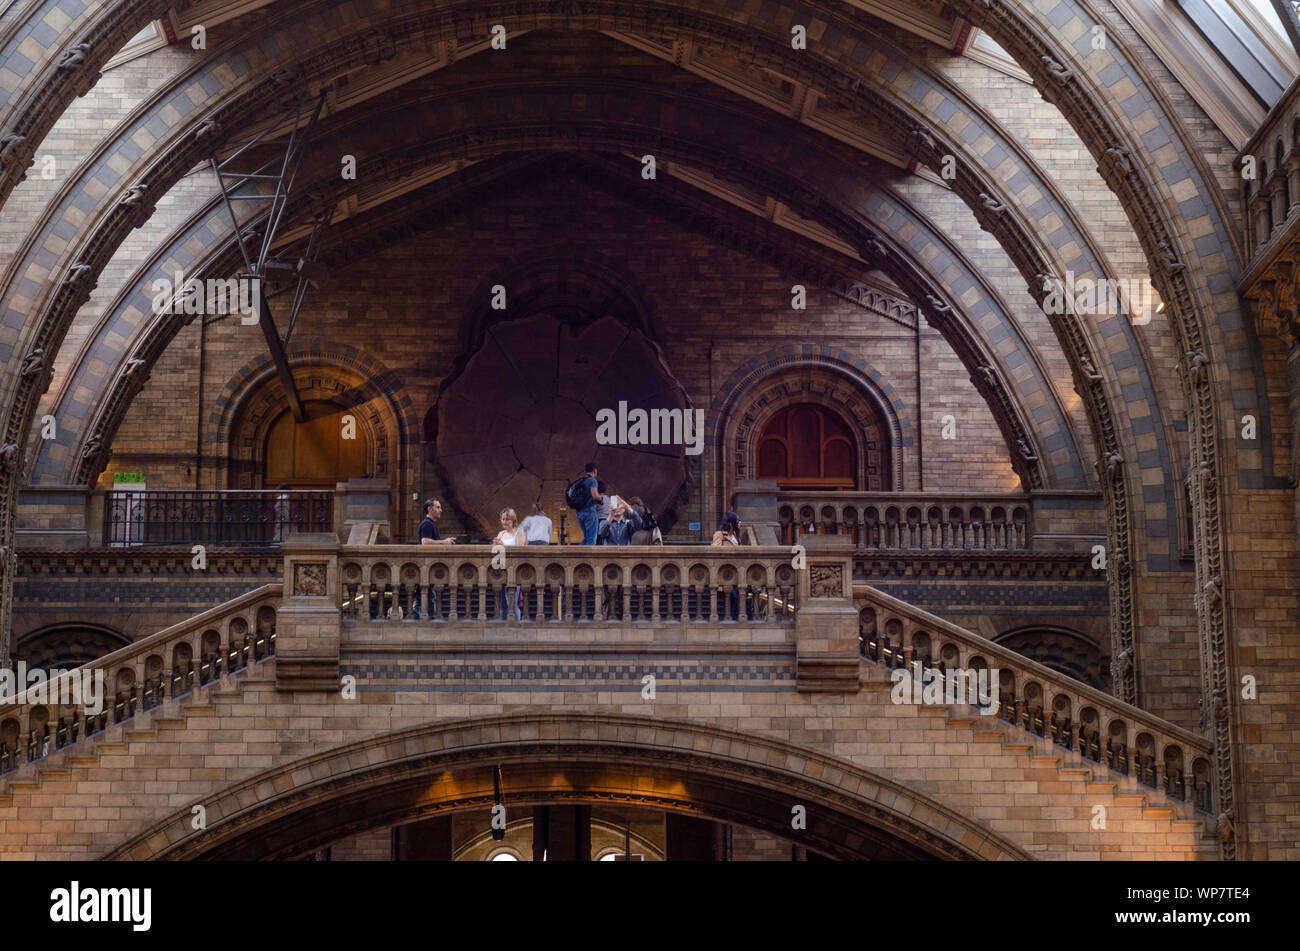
(208, 91), (331, 422)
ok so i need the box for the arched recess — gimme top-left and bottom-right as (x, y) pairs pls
(210, 345), (418, 520)
(12, 623), (129, 670)
(456, 247), (661, 354)
(995, 625), (1110, 693)
(107, 713), (1029, 862)
(756, 404), (863, 489)
(264, 402), (371, 489)
(715, 358), (909, 519)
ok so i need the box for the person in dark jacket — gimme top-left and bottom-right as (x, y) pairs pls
(597, 502), (642, 546)
(598, 502), (642, 620)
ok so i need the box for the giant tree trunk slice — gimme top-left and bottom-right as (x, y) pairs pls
(433, 314), (694, 534)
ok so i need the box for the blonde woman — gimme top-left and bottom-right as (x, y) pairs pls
(495, 508), (525, 619)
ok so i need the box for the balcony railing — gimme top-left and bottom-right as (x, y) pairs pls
(337, 545), (801, 625)
(856, 584), (1214, 813)
(775, 492), (1031, 550)
(0, 585), (280, 777)
(103, 489), (332, 546)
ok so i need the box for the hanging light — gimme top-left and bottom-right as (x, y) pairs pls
(491, 765), (505, 842)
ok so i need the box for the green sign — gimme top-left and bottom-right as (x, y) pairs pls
(113, 471), (146, 483)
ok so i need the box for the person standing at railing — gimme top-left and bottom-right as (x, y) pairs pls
(594, 480), (612, 544)
(566, 462), (602, 545)
(712, 511), (742, 620)
(412, 499), (456, 620)
(494, 507), (526, 620)
(626, 496), (660, 545)
(597, 502), (642, 546)
(418, 499), (458, 546)
(520, 502), (552, 545)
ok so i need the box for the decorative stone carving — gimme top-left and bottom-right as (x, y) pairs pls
(1078, 355), (1103, 382)
(19, 348), (46, 378)
(1099, 451), (1123, 484)
(0, 134), (30, 172)
(118, 183), (154, 228)
(55, 42), (92, 70)
(1217, 808), (1234, 844)
(978, 192), (1005, 214)
(0, 443), (19, 472)
(1016, 438), (1037, 462)
(1039, 55), (1073, 82)
(1203, 575), (1223, 605)
(861, 236), (889, 262)
(1198, 460), (1217, 493)
(908, 127), (937, 154)
(1099, 145), (1133, 177)
(62, 262), (94, 289)
(922, 293), (949, 315)
(293, 562), (328, 597)
(195, 118), (222, 142)
(1186, 350), (1209, 385)
(809, 564), (844, 598)
(1155, 239), (1186, 274)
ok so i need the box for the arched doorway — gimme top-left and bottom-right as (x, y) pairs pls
(756, 403), (857, 489)
(264, 400), (370, 489)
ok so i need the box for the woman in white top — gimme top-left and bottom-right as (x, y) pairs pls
(495, 508), (525, 619)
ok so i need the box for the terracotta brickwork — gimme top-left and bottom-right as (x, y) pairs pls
(0, 651), (1219, 860)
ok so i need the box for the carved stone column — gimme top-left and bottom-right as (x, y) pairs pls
(276, 533), (341, 691)
(795, 535), (859, 693)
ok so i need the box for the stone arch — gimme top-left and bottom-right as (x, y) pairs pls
(209, 345), (418, 525)
(994, 625), (1110, 692)
(715, 355), (909, 518)
(107, 713), (1028, 861)
(736, 370), (895, 493)
(457, 247), (661, 353)
(12, 623), (130, 670)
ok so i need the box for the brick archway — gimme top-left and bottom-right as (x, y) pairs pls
(714, 357), (908, 521)
(107, 713), (1028, 861)
(211, 345), (418, 526)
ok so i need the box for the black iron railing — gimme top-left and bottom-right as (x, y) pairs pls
(103, 490), (332, 546)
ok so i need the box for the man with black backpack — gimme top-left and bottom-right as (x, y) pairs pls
(565, 462), (602, 545)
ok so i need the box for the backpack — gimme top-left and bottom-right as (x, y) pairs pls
(565, 476), (591, 510)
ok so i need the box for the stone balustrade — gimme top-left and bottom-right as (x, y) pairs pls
(774, 491), (1033, 550)
(856, 584), (1214, 812)
(334, 544), (802, 626)
(0, 584), (280, 776)
(1240, 72), (1300, 269)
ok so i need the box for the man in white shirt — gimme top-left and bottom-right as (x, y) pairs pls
(520, 502), (553, 544)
